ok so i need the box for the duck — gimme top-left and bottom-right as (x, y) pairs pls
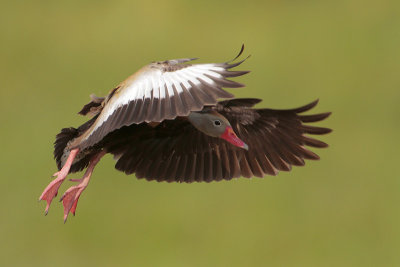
(39, 46), (331, 222)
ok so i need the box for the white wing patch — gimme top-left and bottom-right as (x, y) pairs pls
(77, 54), (248, 150)
(90, 64), (226, 133)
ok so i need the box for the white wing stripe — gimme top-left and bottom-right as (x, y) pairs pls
(199, 70), (221, 78)
(151, 75), (160, 99)
(80, 54), (249, 148)
(163, 74), (175, 97)
(201, 75), (215, 84)
(178, 71), (194, 89)
(94, 64), (220, 131)
(182, 69), (201, 85)
(186, 67), (218, 84)
(193, 64), (224, 71)
(134, 80), (144, 100)
(193, 73), (214, 84)
(168, 72), (184, 93)
(143, 77), (152, 99)
(178, 68), (201, 88)
(159, 76), (166, 99)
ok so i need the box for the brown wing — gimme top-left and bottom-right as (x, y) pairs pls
(104, 99), (331, 182)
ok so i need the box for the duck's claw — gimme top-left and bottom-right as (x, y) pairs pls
(61, 185), (86, 223)
(39, 177), (65, 215)
(38, 148), (80, 215)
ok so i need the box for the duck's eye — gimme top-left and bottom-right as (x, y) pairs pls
(213, 120), (221, 126)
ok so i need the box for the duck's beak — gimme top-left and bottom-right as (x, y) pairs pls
(220, 126), (249, 150)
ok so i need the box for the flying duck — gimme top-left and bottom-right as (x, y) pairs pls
(39, 47), (331, 222)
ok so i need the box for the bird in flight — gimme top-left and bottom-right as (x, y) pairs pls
(39, 46), (331, 222)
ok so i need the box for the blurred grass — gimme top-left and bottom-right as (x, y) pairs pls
(1, 0), (400, 266)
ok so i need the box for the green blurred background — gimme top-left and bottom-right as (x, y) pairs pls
(1, 0), (399, 266)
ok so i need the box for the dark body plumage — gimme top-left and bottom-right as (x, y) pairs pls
(54, 98), (331, 183)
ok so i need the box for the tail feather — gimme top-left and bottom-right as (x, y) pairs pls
(54, 128), (79, 170)
(53, 115), (100, 172)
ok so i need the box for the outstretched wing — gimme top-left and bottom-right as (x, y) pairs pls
(104, 99), (331, 182)
(78, 46), (249, 149)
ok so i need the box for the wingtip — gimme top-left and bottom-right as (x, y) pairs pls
(323, 128), (333, 134)
(322, 112), (333, 121)
(310, 98), (320, 108)
(292, 99), (320, 113)
(299, 111), (332, 123)
(226, 44), (248, 64)
(224, 55), (250, 69)
(237, 44), (245, 59)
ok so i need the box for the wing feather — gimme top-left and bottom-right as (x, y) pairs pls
(104, 98), (331, 182)
(77, 49), (249, 149)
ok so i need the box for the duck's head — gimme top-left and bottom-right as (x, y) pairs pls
(188, 111), (248, 150)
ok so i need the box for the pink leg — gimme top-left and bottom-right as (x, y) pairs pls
(60, 151), (106, 223)
(39, 148), (80, 215)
